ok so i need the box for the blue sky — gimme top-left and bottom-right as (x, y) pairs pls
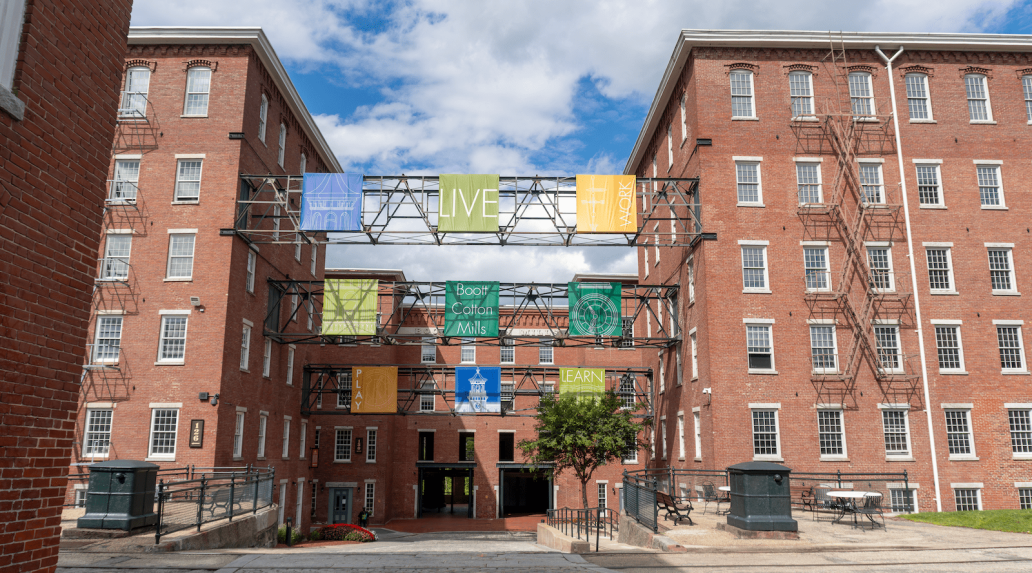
(132, 0), (1032, 282)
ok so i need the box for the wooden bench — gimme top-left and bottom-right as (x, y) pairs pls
(656, 491), (693, 526)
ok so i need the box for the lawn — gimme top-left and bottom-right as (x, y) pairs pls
(901, 509), (1032, 534)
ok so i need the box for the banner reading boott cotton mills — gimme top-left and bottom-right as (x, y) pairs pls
(322, 279), (378, 336)
(575, 175), (637, 233)
(444, 281), (499, 337)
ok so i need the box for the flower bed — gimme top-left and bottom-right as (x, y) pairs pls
(316, 523), (377, 542)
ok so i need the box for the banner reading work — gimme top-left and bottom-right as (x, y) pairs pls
(455, 366), (502, 413)
(444, 281), (499, 337)
(352, 367), (398, 413)
(322, 279), (378, 336)
(575, 175), (637, 233)
(438, 174), (500, 232)
(559, 368), (605, 396)
(568, 282), (622, 336)
(300, 173), (363, 231)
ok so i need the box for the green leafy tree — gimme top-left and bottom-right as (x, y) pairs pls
(518, 390), (647, 509)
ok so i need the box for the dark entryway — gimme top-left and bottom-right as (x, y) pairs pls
(417, 463), (476, 518)
(498, 464), (552, 517)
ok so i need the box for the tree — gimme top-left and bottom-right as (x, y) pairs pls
(518, 390), (647, 509)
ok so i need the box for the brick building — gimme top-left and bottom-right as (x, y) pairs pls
(1, 2), (132, 571)
(627, 30), (1032, 513)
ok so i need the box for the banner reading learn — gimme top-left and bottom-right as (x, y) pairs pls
(300, 173), (363, 231)
(444, 281), (499, 337)
(322, 279), (378, 336)
(559, 368), (606, 397)
(568, 282), (622, 336)
(438, 174), (500, 232)
(575, 175), (637, 233)
(352, 367), (397, 413)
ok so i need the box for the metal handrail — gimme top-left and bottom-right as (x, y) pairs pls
(545, 506), (617, 552)
(155, 467), (275, 544)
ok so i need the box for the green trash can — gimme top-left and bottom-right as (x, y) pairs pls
(77, 460), (159, 531)
(726, 461), (798, 532)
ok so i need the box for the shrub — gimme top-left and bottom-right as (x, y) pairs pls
(307, 529), (323, 541)
(317, 523), (376, 542)
(277, 525), (304, 545)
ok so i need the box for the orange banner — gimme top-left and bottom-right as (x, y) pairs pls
(351, 367), (398, 413)
(576, 175), (637, 233)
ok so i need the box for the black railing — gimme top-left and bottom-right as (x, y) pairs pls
(546, 506), (617, 552)
(628, 467), (729, 502)
(623, 471), (659, 532)
(790, 470), (912, 513)
(155, 466), (275, 544)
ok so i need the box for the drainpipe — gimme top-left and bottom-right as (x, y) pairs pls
(875, 45), (943, 512)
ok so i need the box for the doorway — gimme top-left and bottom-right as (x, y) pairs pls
(416, 464), (475, 518)
(329, 487), (353, 524)
(499, 468), (552, 517)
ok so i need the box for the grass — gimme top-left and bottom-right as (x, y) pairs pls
(900, 509), (1032, 534)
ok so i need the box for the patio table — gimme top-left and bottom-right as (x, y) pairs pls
(828, 491), (881, 527)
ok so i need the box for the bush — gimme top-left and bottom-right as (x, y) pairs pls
(307, 529), (323, 541)
(277, 525), (304, 545)
(317, 523), (376, 542)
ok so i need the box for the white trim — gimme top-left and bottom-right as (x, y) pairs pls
(873, 318), (900, 325)
(158, 309), (191, 315)
(1016, 482), (1032, 488)
(737, 239), (769, 245)
(174, 153), (206, 159)
(242, 318), (254, 327)
(95, 309), (125, 315)
(930, 319), (962, 325)
(922, 242), (953, 247)
(973, 159), (1003, 165)
(800, 240), (830, 246)
(497, 429), (516, 433)
(951, 482), (984, 488)
(749, 403), (781, 409)
(105, 228), (134, 235)
(941, 403), (973, 409)
(807, 318), (836, 325)
(865, 241), (892, 247)
(149, 402), (183, 408)
(857, 158), (885, 163)
(985, 242), (1015, 248)
(815, 403), (843, 409)
(878, 403), (911, 410)
(911, 158), (943, 164)
(236, 406), (247, 412)
(167, 228), (198, 234)
(732, 156), (763, 162)
(1006, 403), (1032, 409)
(993, 319), (1024, 326)
(113, 154), (142, 159)
(742, 318), (775, 324)
(793, 157), (824, 162)
(87, 402), (115, 409)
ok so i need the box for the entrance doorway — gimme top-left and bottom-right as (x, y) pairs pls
(329, 488), (353, 524)
(499, 466), (552, 517)
(417, 463), (475, 518)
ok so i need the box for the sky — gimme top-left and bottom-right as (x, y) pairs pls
(130, 0), (1032, 283)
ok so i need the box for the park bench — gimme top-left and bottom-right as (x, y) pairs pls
(656, 491), (693, 526)
(204, 487), (247, 518)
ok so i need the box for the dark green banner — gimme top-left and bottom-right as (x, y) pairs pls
(438, 174), (500, 232)
(444, 281), (499, 337)
(568, 282), (622, 336)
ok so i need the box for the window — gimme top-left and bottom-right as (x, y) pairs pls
(278, 123), (286, 168)
(677, 414), (685, 459)
(1020, 488), (1032, 510)
(964, 74), (992, 121)
(282, 417), (291, 458)
(690, 331), (698, 379)
(157, 315), (188, 362)
(693, 411), (702, 459)
(261, 338), (271, 377)
(300, 421), (307, 458)
(1024, 75), (1032, 122)
(120, 65), (150, 117)
(620, 317), (634, 348)
(729, 70), (754, 118)
(498, 432), (514, 462)
(817, 409), (845, 457)
(366, 429), (377, 462)
(740, 243), (769, 291)
(460, 338), (475, 363)
(421, 337), (436, 363)
(598, 483), (607, 509)
(988, 248), (1017, 293)
(679, 93), (687, 140)
(335, 428), (352, 462)
(272, 204), (281, 239)
(258, 94), (268, 142)
(1009, 409), (1032, 454)
(83, 408), (113, 457)
(660, 417), (667, 459)
(751, 409), (780, 458)
(74, 488), (87, 508)
(539, 338), (553, 364)
(848, 72), (874, 117)
(183, 67), (211, 116)
(93, 316), (123, 363)
(666, 124), (673, 170)
(925, 247), (955, 293)
(285, 346), (295, 385)
(746, 324), (774, 371)
(882, 409), (910, 457)
(500, 338), (514, 363)
(890, 489), (916, 513)
(257, 414), (267, 457)
(789, 71), (814, 117)
(295, 234), (302, 262)
(859, 163), (884, 203)
(867, 245), (894, 291)
(904, 73), (932, 120)
(944, 409), (974, 458)
(337, 370), (352, 409)
(543, 381), (555, 395)
(619, 374), (635, 409)
(977, 164), (1004, 207)
(110, 159), (139, 203)
(148, 408), (178, 458)
(174, 159), (202, 202)
(166, 234), (195, 279)
(622, 441), (638, 464)
(809, 324), (837, 373)
(916, 164), (942, 206)
(796, 162), (822, 204)
(687, 256), (695, 302)
(735, 161), (761, 204)
(310, 244), (318, 276)
(365, 482), (375, 515)
(501, 382), (514, 411)
(420, 379), (435, 412)
(954, 488), (980, 511)
(934, 325), (965, 372)
(804, 246), (830, 291)
(996, 324), (1027, 372)
(0, 0), (24, 89)
(874, 324), (902, 373)
(299, 152), (307, 175)
(240, 323), (251, 371)
(246, 250), (256, 293)
(233, 412), (244, 458)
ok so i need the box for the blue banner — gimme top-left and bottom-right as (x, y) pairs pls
(300, 173), (363, 231)
(454, 366), (501, 413)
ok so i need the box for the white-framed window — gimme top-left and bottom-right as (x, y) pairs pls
(501, 382), (514, 411)
(988, 247), (1017, 294)
(944, 408), (975, 458)
(258, 94), (268, 142)
(996, 322), (1027, 372)
(119, 65), (150, 118)
(93, 315), (123, 363)
(246, 249), (256, 293)
(335, 428), (352, 462)
(679, 92), (687, 141)
(1024, 75), (1032, 122)
(735, 161), (762, 205)
(729, 70), (755, 118)
(619, 374), (635, 410)
(740, 242), (769, 291)
(803, 245), (830, 291)
(282, 417), (291, 458)
(83, 408), (113, 457)
(148, 408), (179, 458)
(166, 234), (195, 279)
(666, 124), (673, 170)
(687, 255), (695, 303)
(690, 330), (698, 379)
(539, 338), (553, 364)
(933, 323), (966, 373)
(1021, 487), (1032, 510)
(925, 246), (955, 293)
(261, 338), (271, 377)
(848, 72), (874, 117)
(286, 346), (295, 385)
(598, 482), (607, 508)
(643, 239), (649, 278)
(299, 152), (307, 175)
(745, 322), (775, 372)
(0, 0), (24, 90)
(233, 411), (245, 458)
(421, 337), (437, 363)
(278, 123), (286, 168)
(809, 324), (838, 373)
(543, 381), (555, 396)
(881, 407), (911, 457)
(74, 487), (88, 508)
(1009, 408), (1032, 456)
(337, 370), (352, 409)
(300, 420), (307, 458)
(110, 159), (140, 203)
(183, 66), (211, 116)
(365, 482), (375, 515)
(964, 74), (992, 121)
(460, 337), (475, 363)
(693, 410), (702, 459)
(272, 204), (280, 240)
(677, 413), (685, 460)
(751, 407), (781, 459)
(874, 324), (902, 373)
(867, 244), (894, 292)
(240, 322), (252, 371)
(660, 416), (667, 459)
(420, 379), (435, 412)
(890, 488), (917, 513)
(789, 71), (814, 117)
(817, 408), (846, 458)
(157, 314), (188, 363)
(174, 159), (202, 202)
(954, 487), (981, 511)
(295, 234), (302, 262)
(622, 441), (638, 464)
(796, 162), (822, 204)
(859, 162), (884, 203)
(366, 428), (377, 463)
(916, 164), (943, 206)
(904, 73), (932, 120)
(976, 164), (1005, 208)
(653, 223), (660, 265)
(257, 414), (267, 458)
(500, 338), (514, 364)
(310, 243), (318, 276)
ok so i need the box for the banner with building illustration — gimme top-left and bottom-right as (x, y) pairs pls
(351, 367), (398, 413)
(568, 282), (622, 336)
(322, 279), (378, 336)
(300, 173), (363, 231)
(438, 174), (500, 232)
(575, 175), (636, 233)
(559, 368), (606, 397)
(454, 366), (501, 413)
(444, 281), (499, 337)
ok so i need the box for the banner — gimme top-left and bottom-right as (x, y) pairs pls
(438, 174), (500, 232)
(575, 175), (637, 233)
(568, 282), (622, 336)
(322, 279), (378, 336)
(455, 366), (501, 413)
(559, 368), (606, 396)
(352, 367), (398, 413)
(300, 173), (363, 231)
(444, 281), (499, 337)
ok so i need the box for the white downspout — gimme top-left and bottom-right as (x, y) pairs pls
(875, 45), (943, 512)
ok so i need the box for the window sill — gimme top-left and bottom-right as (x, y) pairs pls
(919, 204), (947, 209)
(1013, 454), (1032, 460)
(820, 456), (849, 462)
(164, 278), (193, 282)
(736, 202), (766, 208)
(240, 368), (250, 374)
(969, 120), (997, 125)
(145, 457), (176, 462)
(939, 371), (969, 375)
(992, 291), (1021, 296)
(812, 370), (841, 376)
(333, 460), (352, 464)
(180, 114), (209, 118)
(365, 459), (376, 464)
(171, 200), (200, 205)
(155, 361), (185, 366)
(885, 456), (915, 462)
(948, 455), (979, 461)
(233, 456), (243, 462)
(731, 117), (759, 121)
(909, 119), (937, 123)
(798, 203), (826, 208)
(0, 84), (26, 120)
(748, 369), (778, 375)
(792, 116), (819, 122)
(257, 456), (266, 461)
(82, 454), (110, 459)
(691, 377), (698, 381)
(742, 289), (772, 294)
(694, 457), (702, 462)
(805, 289), (833, 294)
(930, 291), (959, 296)
(753, 456), (784, 462)
(1002, 371), (1031, 376)
(681, 137), (688, 148)
(981, 205), (1008, 210)
(855, 117), (881, 123)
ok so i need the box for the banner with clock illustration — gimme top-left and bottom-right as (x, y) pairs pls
(454, 366), (501, 413)
(567, 282), (622, 336)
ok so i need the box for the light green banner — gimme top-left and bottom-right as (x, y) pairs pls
(559, 368), (605, 396)
(322, 279), (378, 336)
(568, 282), (622, 336)
(438, 174), (500, 232)
(444, 281), (499, 337)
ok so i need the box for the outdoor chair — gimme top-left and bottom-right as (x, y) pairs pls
(701, 482), (730, 515)
(854, 493), (885, 530)
(811, 487), (840, 522)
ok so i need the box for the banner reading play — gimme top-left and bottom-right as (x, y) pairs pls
(300, 173), (363, 231)
(568, 282), (622, 336)
(438, 174), (500, 232)
(322, 279), (378, 336)
(575, 175), (637, 233)
(444, 281), (499, 337)
(559, 368), (606, 396)
(352, 367), (398, 413)
(455, 366), (501, 413)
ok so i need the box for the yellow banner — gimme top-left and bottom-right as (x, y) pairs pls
(352, 367), (398, 413)
(576, 175), (636, 233)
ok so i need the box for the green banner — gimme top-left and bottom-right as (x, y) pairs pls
(322, 279), (378, 336)
(559, 368), (605, 396)
(438, 174), (500, 232)
(444, 281), (499, 337)
(568, 282), (622, 336)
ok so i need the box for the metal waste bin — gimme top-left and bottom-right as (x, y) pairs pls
(77, 460), (159, 530)
(726, 461), (797, 532)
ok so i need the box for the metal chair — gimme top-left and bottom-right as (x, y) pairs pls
(702, 482), (730, 515)
(812, 487), (840, 522)
(854, 493), (885, 530)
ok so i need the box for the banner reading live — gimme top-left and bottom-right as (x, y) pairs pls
(352, 367), (398, 413)
(575, 175), (637, 233)
(455, 366), (502, 413)
(322, 279), (378, 336)
(438, 174), (500, 232)
(559, 368), (606, 396)
(568, 282), (622, 336)
(300, 173), (363, 231)
(444, 281), (499, 337)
